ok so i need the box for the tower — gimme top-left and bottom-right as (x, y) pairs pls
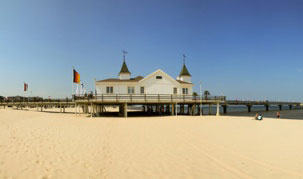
(119, 50), (131, 80)
(178, 54), (192, 83)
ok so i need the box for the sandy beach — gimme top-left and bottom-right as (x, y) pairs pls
(1, 108), (303, 178)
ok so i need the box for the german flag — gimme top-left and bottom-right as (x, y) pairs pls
(24, 83), (28, 91)
(73, 69), (80, 84)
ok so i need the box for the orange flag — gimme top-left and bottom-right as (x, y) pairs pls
(73, 69), (80, 84)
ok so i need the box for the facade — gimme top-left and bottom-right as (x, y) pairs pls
(96, 59), (193, 95)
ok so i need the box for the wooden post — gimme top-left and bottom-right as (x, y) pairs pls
(247, 105), (251, 112)
(171, 104), (175, 116)
(216, 103), (220, 116)
(124, 103), (127, 118)
(223, 105), (227, 114)
(191, 104), (196, 116)
(265, 105), (269, 111)
(91, 103), (93, 118)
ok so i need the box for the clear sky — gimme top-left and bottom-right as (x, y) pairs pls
(0, 0), (303, 101)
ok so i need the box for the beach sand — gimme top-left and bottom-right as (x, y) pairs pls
(1, 108), (303, 178)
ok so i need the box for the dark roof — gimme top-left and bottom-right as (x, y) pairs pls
(179, 64), (191, 77)
(97, 76), (143, 82)
(119, 61), (131, 74)
(176, 80), (192, 84)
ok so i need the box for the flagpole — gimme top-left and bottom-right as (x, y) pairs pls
(23, 82), (24, 105)
(94, 78), (96, 96)
(72, 67), (74, 99)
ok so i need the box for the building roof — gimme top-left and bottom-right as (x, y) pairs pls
(98, 76), (192, 84)
(97, 76), (143, 82)
(176, 80), (192, 84)
(179, 64), (191, 77)
(119, 61), (131, 74)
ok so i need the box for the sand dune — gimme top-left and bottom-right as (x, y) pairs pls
(1, 108), (303, 178)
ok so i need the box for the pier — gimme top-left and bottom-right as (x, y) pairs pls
(222, 100), (303, 114)
(1, 95), (302, 117)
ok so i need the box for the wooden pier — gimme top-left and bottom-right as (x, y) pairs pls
(1, 95), (302, 117)
(222, 100), (303, 114)
(0, 95), (225, 117)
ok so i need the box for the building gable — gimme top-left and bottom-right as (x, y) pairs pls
(138, 69), (180, 86)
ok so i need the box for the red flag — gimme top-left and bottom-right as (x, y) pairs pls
(24, 83), (28, 91)
(73, 69), (80, 84)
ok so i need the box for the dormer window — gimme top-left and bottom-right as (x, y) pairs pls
(156, 76), (162, 79)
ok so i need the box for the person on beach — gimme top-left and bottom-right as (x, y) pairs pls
(255, 113), (263, 120)
(255, 113), (259, 120)
(257, 114), (263, 120)
(276, 112), (280, 118)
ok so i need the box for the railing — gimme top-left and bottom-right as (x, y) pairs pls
(0, 95), (226, 104)
(226, 100), (301, 105)
(0, 98), (73, 103)
(74, 94), (226, 102)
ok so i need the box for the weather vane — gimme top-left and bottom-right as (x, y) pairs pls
(122, 50), (128, 62)
(183, 54), (186, 64)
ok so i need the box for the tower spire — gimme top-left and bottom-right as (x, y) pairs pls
(122, 50), (128, 62)
(179, 54), (191, 77)
(119, 50), (131, 79)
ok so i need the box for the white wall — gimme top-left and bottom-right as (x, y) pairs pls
(119, 73), (130, 80)
(96, 70), (193, 95)
(138, 70), (182, 95)
(96, 82), (136, 95)
(179, 76), (192, 83)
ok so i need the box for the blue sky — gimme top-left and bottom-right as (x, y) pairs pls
(0, 0), (303, 101)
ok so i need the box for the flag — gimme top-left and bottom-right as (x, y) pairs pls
(24, 83), (28, 91)
(73, 69), (80, 84)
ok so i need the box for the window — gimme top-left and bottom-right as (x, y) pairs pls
(156, 76), (162, 79)
(140, 87), (145, 94)
(106, 86), (113, 94)
(182, 88), (188, 95)
(128, 87), (135, 94)
(173, 88), (177, 94)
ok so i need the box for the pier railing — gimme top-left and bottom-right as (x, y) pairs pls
(226, 100), (301, 105)
(0, 95), (226, 105)
(74, 94), (226, 103)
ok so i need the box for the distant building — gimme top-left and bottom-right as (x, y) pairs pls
(96, 58), (193, 95)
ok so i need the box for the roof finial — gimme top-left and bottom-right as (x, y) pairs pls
(122, 50), (128, 62)
(183, 54), (186, 64)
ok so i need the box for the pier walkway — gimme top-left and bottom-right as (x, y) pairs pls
(0, 95), (302, 117)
